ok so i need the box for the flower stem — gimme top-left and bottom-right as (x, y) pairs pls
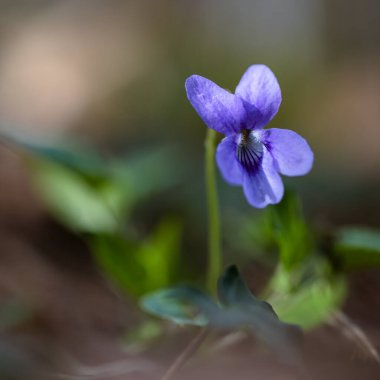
(205, 129), (222, 296)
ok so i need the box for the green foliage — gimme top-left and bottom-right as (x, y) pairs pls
(141, 287), (209, 326)
(268, 263), (346, 329)
(334, 227), (380, 270)
(241, 190), (347, 329)
(32, 159), (122, 233)
(242, 190), (313, 270)
(111, 147), (181, 214)
(269, 192), (313, 270)
(3, 132), (370, 336)
(28, 145), (180, 231)
(0, 131), (180, 233)
(20, 140), (107, 178)
(125, 319), (164, 352)
(141, 265), (302, 362)
(217, 265), (275, 314)
(91, 217), (182, 297)
(2, 134), (184, 297)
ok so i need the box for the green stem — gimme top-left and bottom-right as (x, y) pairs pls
(205, 129), (222, 296)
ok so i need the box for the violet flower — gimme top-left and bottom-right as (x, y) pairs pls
(185, 65), (313, 208)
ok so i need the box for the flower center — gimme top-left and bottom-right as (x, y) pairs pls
(236, 130), (263, 173)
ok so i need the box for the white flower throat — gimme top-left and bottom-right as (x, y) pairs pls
(236, 130), (263, 173)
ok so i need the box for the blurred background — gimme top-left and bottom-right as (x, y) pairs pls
(0, 1), (380, 379)
(1, 0), (379, 221)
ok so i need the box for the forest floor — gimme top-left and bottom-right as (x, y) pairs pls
(1, 145), (380, 380)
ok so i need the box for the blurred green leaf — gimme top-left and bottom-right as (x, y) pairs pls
(140, 287), (210, 326)
(91, 217), (182, 296)
(241, 191), (313, 270)
(217, 265), (302, 362)
(141, 266), (302, 362)
(23, 144), (106, 178)
(137, 217), (182, 292)
(268, 264), (347, 329)
(335, 227), (380, 270)
(8, 132), (181, 196)
(111, 147), (181, 207)
(125, 319), (164, 352)
(32, 159), (121, 233)
(14, 135), (184, 296)
(218, 265), (276, 315)
(269, 191), (313, 270)
(1, 132), (107, 178)
(91, 235), (142, 294)
(240, 192), (348, 329)
(18, 136), (181, 232)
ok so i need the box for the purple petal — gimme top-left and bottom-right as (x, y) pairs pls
(216, 135), (243, 185)
(185, 75), (261, 135)
(235, 65), (281, 127)
(242, 148), (284, 208)
(259, 128), (314, 176)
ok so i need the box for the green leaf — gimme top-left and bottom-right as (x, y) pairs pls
(91, 217), (182, 296)
(24, 144), (106, 178)
(5, 131), (182, 231)
(268, 264), (347, 329)
(216, 266), (302, 362)
(240, 191), (313, 270)
(91, 235), (143, 295)
(269, 191), (313, 270)
(141, 266), (302, 362)
(335, 227), (380, 270)
(112, 147), (181, 204)
(1, 132), (106, 178)
(275, 278), (346, 329)
(31, 159), (120, 233)
(218, 265), (276, 315)
(137, 217), (182, 291)
(125, 319), (164, 353)
(140, 287), (212, 326)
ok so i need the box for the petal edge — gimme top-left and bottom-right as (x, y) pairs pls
(216, 135), (243, 185)
(260, 128), (313, 176)
(235, 65), (281, 128)
(186, 75), (248, 135)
